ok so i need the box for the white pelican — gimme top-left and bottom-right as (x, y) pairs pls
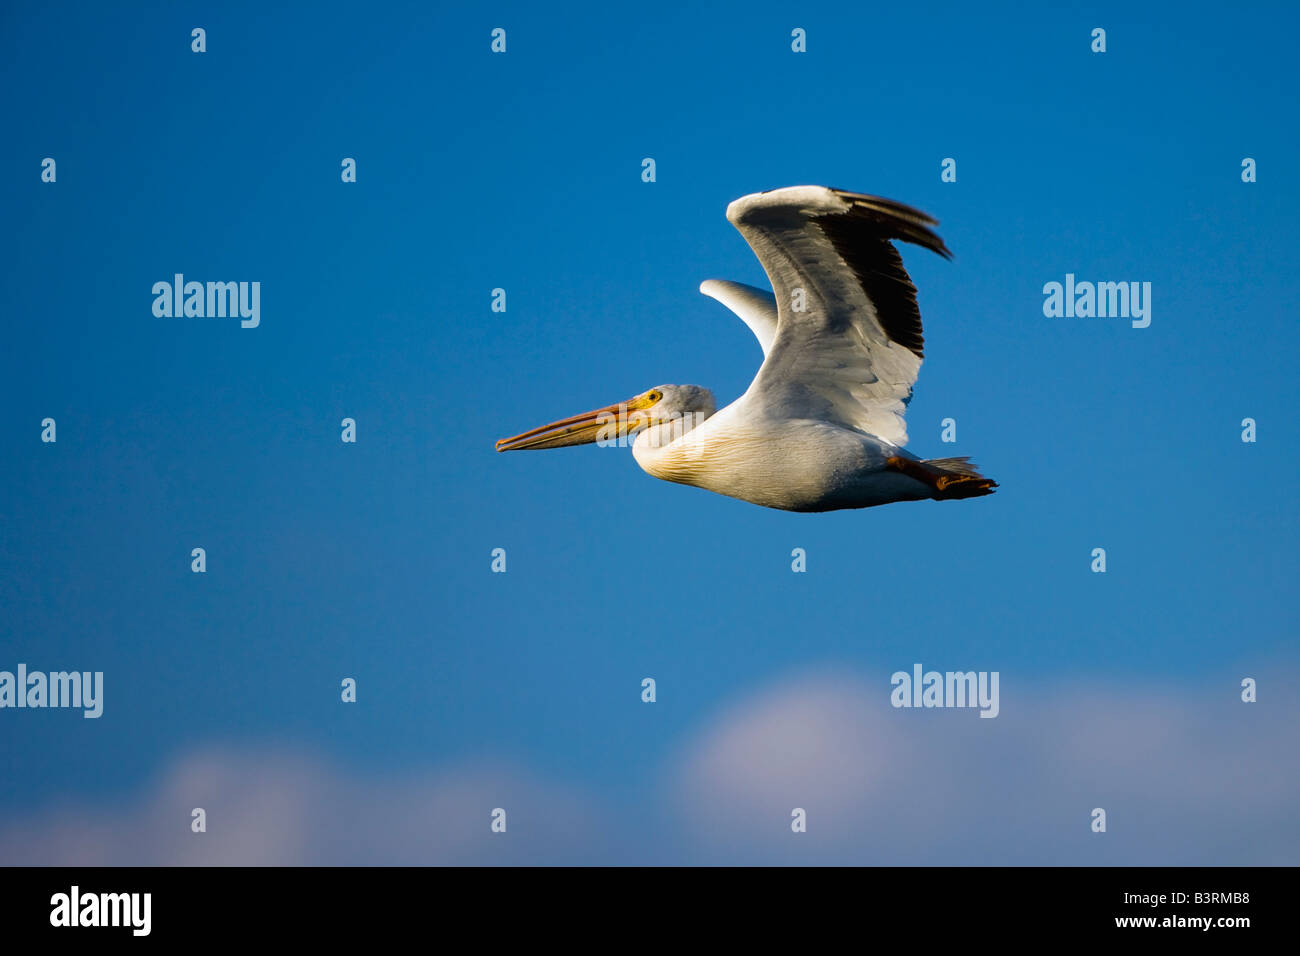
(496, 186), (997, 512)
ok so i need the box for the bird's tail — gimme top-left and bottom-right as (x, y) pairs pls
(923, 457), (998, 499)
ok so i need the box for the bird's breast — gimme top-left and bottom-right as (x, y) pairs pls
(633, 415), (907, 511)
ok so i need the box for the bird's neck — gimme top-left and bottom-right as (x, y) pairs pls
(631, 410), (715, 479)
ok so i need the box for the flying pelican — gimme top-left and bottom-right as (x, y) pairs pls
(496, 186), (997, 512)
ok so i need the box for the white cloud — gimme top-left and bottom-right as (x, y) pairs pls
(0, 748), (609, 865)
(670, 669), (1300, 864)
(3, 670), (1296, 865)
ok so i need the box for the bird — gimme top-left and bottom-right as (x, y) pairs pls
(495, 186), (997, 513)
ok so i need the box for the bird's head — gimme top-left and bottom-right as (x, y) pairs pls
(495, 384), (715, 452)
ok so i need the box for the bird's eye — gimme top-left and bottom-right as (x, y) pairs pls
(649, 391), (662, 402)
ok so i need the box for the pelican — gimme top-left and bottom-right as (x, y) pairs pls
(496, 186), (997, 512)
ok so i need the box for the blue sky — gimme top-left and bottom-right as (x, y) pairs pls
(1, 0), (1297, 864)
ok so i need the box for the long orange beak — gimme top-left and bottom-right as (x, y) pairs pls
(496, 392), (657, 451)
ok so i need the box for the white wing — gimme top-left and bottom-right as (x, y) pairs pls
(719, 186), (951, 447)
(699, 279), (778, 356)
